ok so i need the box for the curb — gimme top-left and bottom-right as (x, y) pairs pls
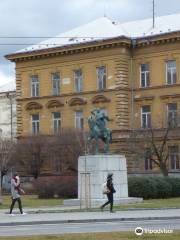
(1, 207), (180, 215)
(2, 207), (180, 215)
(1, 216), (180, 226)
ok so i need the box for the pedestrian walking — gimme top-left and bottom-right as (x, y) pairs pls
(100, 173), (116, 213)
(9, 172), (26, 216)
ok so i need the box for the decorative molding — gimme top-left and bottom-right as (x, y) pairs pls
(46, 99), (64, 108)
(68, 97), (87, 106)
(91, 95), (110, 104)
(135, 83), (180, 91)
(6, 37), (131, 62)
(160, 93), (180, 100)
(137, 33), (180, 48)
(16, 88), (124, 102)
(25, 101), (43, 110)
(134, 96), (155, 102)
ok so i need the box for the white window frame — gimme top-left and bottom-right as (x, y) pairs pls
(52, 112), (61, 134)
(144, 148), (153, 170)
(31, 114), (39, 135)
(74, 69), (83, 92)
(52, 72), (60, 95)
(167, 103), (178, 128)
(31, 75), (39, 97)
(97, 66), (106, 90)
(169, 146), (179, 170)
(141, 106), (151, 129)
(75, 111), (83, 129)
(140, 64), (150, 88)
(166, 60), (176, 85)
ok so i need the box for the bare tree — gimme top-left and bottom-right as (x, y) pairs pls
(126, 122), (180, 177)
(48, 129), (85, 173)
(0, 137), (15, 202)
(14, 135), (47, 178)
(13, 129), (85, 178)
(0, 138), (15, 182)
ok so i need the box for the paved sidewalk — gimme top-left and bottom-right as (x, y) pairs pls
(1, 207), (180, 226)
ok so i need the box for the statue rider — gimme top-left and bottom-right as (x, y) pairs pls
(87, 108), (112, 153)
(91, 108), (111, 139)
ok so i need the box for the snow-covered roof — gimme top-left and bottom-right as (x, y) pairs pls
(0, 81), (16, 93)
(16, 13), (180, 54)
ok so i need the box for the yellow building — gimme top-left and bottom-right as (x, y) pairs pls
(5, 14), (180, 175)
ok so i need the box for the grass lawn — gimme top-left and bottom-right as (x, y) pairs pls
(0, 232), (180, 240)
(1, 195), (180, 210)
(114, 197), (180, 210)
(0, 195), (63, 209)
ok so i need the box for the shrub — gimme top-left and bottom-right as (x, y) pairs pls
(128, 176), (174, 199)
(151, 177), (172, 199)
(55, 177), (78, 198)
(164, 177), (180, 197)
(128, 176), (157, 199)
(33, 175), (77, 199)
(33, 178), (55, 198)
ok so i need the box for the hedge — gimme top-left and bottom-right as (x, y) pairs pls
(33, 175), (77, 199)
(128, 176), (180, 199)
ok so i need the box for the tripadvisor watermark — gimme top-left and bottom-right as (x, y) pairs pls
(135, 227), (173, 236)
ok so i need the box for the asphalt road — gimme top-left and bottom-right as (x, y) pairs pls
(0, 219), (180, 237)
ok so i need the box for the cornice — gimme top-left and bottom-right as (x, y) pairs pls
(135, 31), (180, 47)
(5, 36), (131, 62)
(16, 87), (130, 102)
(134, 96), (154, 102)
(5, 31), (180, 63)
(160, 93), (180, 99)
(135, 83), (180, 92)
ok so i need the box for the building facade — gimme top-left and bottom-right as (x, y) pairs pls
(5, 15), (180, 175)
(0, 82), (16, 140)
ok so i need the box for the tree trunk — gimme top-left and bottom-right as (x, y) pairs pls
(0, 170), (2, 204)
(160, 164), (169, 177)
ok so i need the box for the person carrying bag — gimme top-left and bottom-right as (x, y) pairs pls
(100, 173), (116, 213)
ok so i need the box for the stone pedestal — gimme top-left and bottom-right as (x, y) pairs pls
(64, 154), (142, 207)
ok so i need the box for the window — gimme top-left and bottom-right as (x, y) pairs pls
(31, 75), (39, 97)
(144, 148), (153, 170)
(141, 105), (151, 128)
(167, 103), (177, 128)
(52, 73), (60, 95)
(74, 69), (83, 92)
(75, 111), (83, 129)
(166, 60), (176, 84)
(32, 114), (39, 135)
(140, 64), (150, 87)
(97, 66), (106, 90)
(52, 112), (61, 134)
(169, 146), (179, 170)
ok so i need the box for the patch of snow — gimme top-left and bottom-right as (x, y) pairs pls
(0, 81), (16, 93)
(16, 13), (180, 54)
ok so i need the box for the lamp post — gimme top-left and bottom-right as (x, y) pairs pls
(6, 92), (13, 141)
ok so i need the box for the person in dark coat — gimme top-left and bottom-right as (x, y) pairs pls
(100, 173), (116, 213)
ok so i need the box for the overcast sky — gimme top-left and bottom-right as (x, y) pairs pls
(1, 0), (180, 86)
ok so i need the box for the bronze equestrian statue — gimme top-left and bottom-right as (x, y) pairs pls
(87, 108), (112, 153)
